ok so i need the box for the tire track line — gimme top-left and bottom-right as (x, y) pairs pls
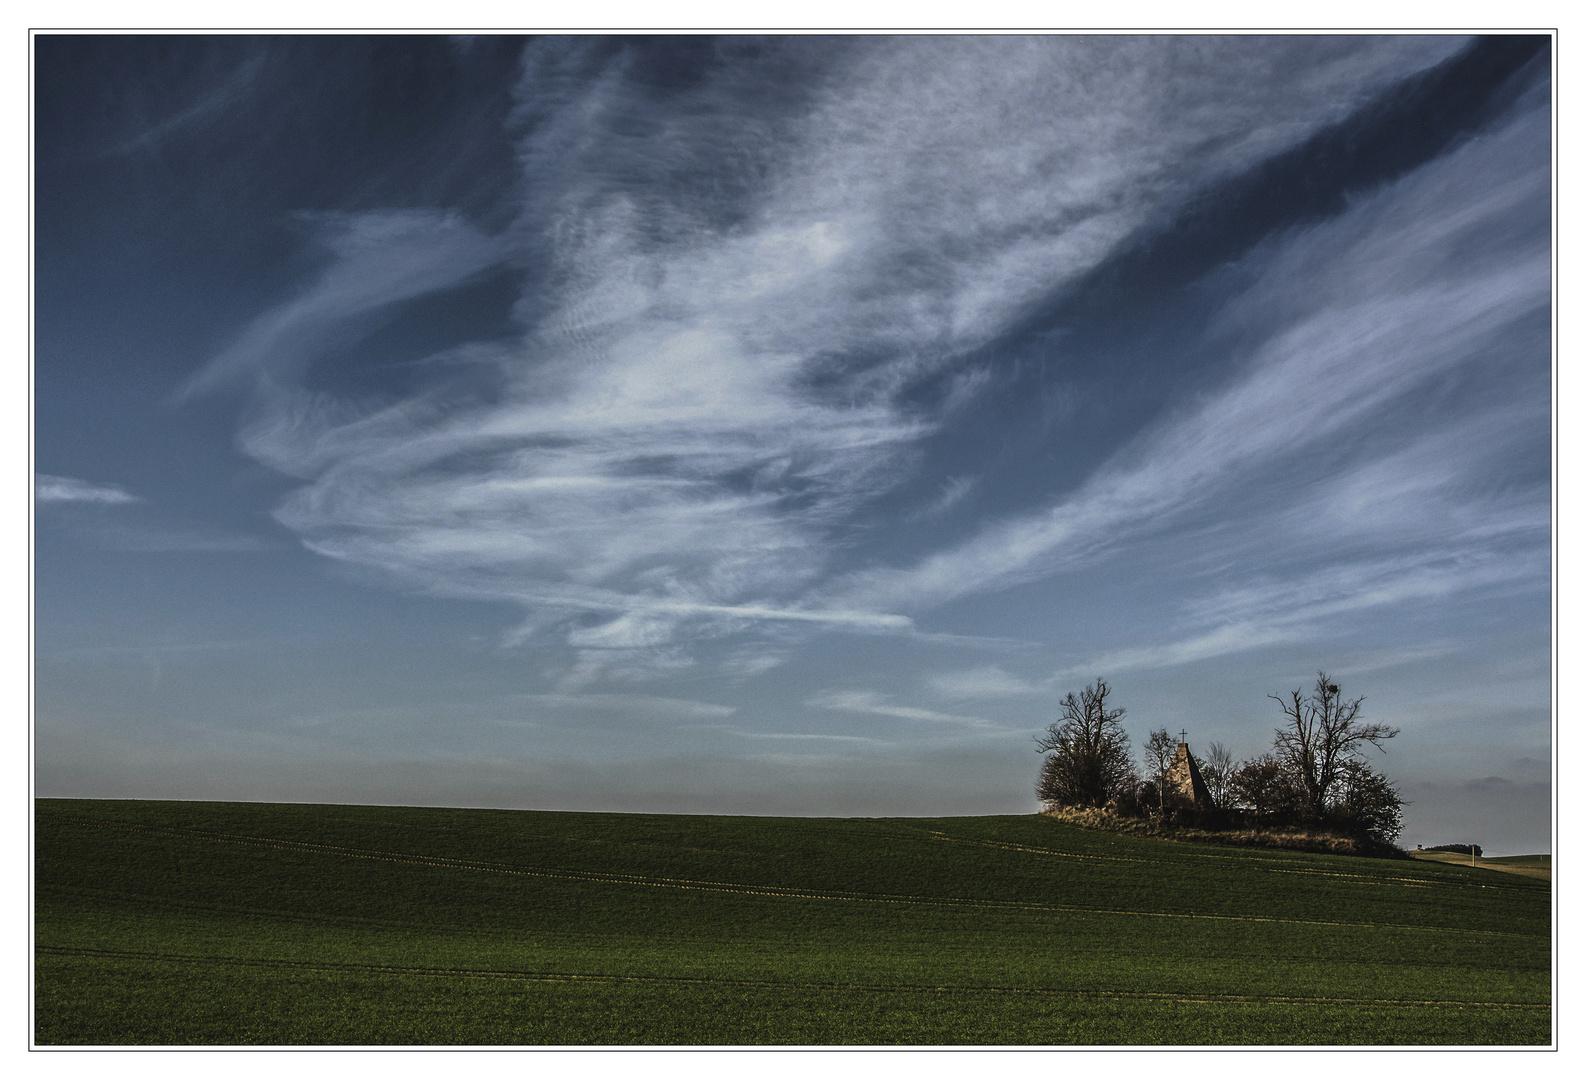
(921, 832), (1487, 891)
(36, 945), (1549, 1012)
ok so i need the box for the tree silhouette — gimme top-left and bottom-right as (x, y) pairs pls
(1035, 679), (1137, 808)
(1201, 741), (1236, 809)
(1143, 727), (1176, 811)
(1270, 672), (1399, 820)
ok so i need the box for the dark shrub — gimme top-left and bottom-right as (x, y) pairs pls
(1426, 843), (1482, 857)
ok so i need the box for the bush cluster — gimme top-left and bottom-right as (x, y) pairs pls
(1424, 843), (1482, 857)
(1035, 672), (1405, 845)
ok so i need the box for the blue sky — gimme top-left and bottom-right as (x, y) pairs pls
(32, 35), (1553, 853)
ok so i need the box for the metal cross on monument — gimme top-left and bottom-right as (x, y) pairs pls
(1178, 729), (1188, 744)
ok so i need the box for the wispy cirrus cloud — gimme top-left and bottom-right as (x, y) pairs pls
(935, 547), (1539, 694)
(1183, 550), (1543, 634)
(107, 53), (267, 158)
(1266, 401), (1551, 556)
(928, 665), (1050, 701)
(833, 94), (1550, 620)
(808, 689), (993, 729)
(1033, 542), (1544, 684)
(714, 727), (888, 745)
(36, 474), (282, 552)
(511, 693), (737, 722)
(36, 474), (140, 505)
(190, 37), (1473, 682)
(178, 210), (509, 403)
(907, 475), (978, 521)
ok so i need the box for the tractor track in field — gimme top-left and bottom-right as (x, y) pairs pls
(46, 815), (1541, 940)
(919, 831), (1456, 890)
(35, 944), (1549, 1012)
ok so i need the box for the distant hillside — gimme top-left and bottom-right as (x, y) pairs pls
(35, 799), (1551, 1046)
(1410, 850), (1551, 881)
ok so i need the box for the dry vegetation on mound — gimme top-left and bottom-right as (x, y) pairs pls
(1042, 806), (1409, 859)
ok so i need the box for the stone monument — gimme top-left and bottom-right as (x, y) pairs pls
(1166, 731), (1212, 809)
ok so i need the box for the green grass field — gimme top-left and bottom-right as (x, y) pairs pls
(34, 798), (1552, 1046)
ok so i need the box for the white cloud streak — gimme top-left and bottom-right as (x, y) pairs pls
(179, 210), (509, 402)
(835, 96), (1550, 616)
(766, 36), (1466, 370)
(908, 475), (978, 521)
(35, 475), (281, 552)
(108, 54), (266, 157)
(199, 38), (1475, 679)
(1269, 402), (1551, 554)
(928, 665), (1050, 700)
(36, 474), (140, 505)
(808, 688), (993, 729)
(719, 728), (888, 744)
(1038, 546), (1544, 684)
(513, 693), (736, 721)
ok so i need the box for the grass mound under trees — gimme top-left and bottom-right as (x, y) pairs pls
(1041, 806), (1409, 859)
(35, 798), (1551, 1046)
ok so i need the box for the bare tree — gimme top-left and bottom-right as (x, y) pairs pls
(1200, 741), (1236, 809)
(1035, 679), (1137, 809)
(1143, 728), (1176, 812)
(1270, 672), (1398, 820)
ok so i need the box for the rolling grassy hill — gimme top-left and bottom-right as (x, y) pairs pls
(1409, 851), (1551, 881)
(34, 798), (1551, 1046)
